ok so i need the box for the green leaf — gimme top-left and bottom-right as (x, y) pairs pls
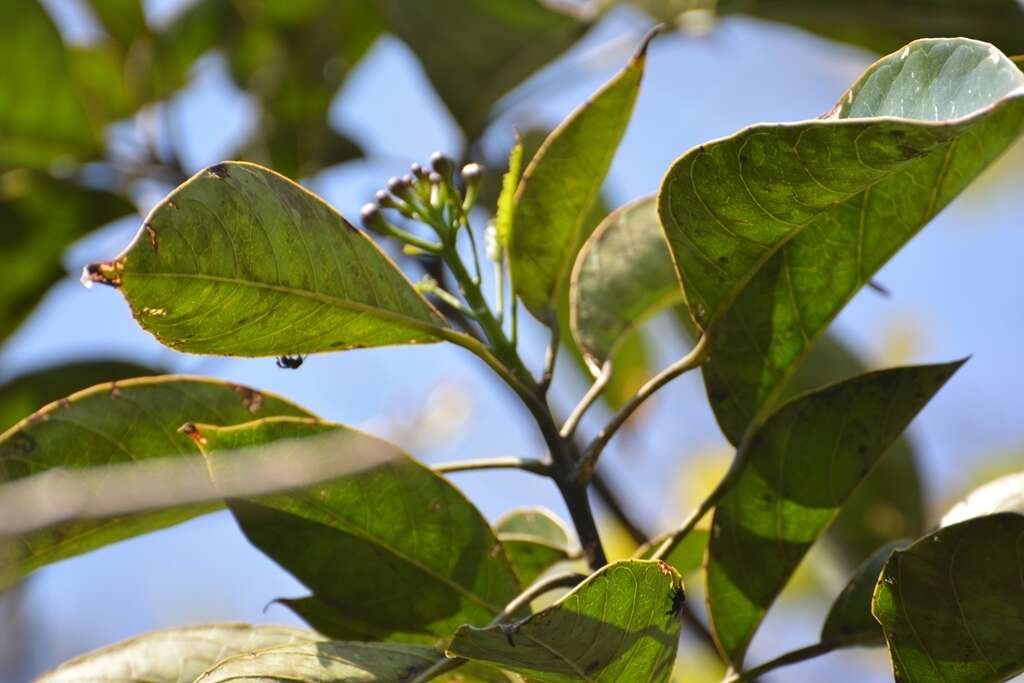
(192, 417), (522, 641)
(821, 541), (905, 645)
(658, 38), (1024, 444)
(873, 513), (1024, 682)
(85, 0), (149, 46)
(716, 0), (1024, 56)
(195, 641), (519, 683)
(0, 0), (101, 167)
(496, 507), (576, 586)
(1, 171), (136, 346)
(0, 360), (157, 434)
(0, 376), (311, 585)
(570, 195), (682, 370)
(378, 0), (586, 140)
(449, 559), (682, 682)
(636, 528), (709, 578)
(705, 361), (963, 667)
(86, 162), (448, 357)
(495, 135), (524, 250)
(509, 35), (651, 324)
(782, 335), (927, 566)
(36, 623), (322, 683)
(941, 471), (1024, 527)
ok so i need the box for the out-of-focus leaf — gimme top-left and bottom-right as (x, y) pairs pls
(873, 513), (1024, 682)
(570, 195), (681, 371)
(659, 38), (1024, 444)
(379, 0), (587, 139)
(85, 0), (149, 46)
(496, 507), (576, 586)
(820, 541), (904, 645)
(509, 34), (650, 323)
(706, 361), (962, 667)
(717, 0), (1024, 56)
(152, 0), (239, 98)
(225, 0), (380, 178)
(783, 335), (927, 566)
(0, 0), (100, 167)
(449, 560), (682, 682)
(636, 528), (709, 578)
(85, 162), (448, 356)
(192, 417), (522, 642)
(195, 641), (519, 683)
(1, 171), (135, 345)
(0, 376), (311, 585)
(941, 470), (1024, 527)
(67, 42), (138, 122)
(0, 360), (156, 433)
(36, 623), (321, 683)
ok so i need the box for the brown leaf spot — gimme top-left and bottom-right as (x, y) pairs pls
(144, 222), (159, 253)
(81, 261), (123, 288)
(208, 163), (230, 178)
(178, 422), (207, 446)
(109, 383), (122, 399)
(234, 386), (264, 413)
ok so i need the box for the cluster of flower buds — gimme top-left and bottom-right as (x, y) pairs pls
(360, 152), (484, 251)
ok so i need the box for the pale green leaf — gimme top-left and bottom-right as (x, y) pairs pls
(86, 162), (448, 357)
(495, 135), (524, 249)
(496, 507), (576, 585)
(509, 33), (651, 322)
(449, 560), (682, 682)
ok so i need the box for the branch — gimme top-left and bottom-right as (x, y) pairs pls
(432, 457), (550, 476)
(560, 361), (612, 440)
(722, 633), (877, 682)
(576, 334), (710, 483)
(538, 318), (560, 393)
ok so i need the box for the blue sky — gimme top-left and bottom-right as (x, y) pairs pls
(4, 2), (1024, 681)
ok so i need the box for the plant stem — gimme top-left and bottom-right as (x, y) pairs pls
(561, 361), (612, 439)
(538, 320), (560, 393)
(576, 334), (710, 484)
(722, 634), (877, 682)
(651, 487), (721, 562)
(432, 457), (550, 476)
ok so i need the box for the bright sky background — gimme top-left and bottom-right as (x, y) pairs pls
(4, 1), (1024, 681)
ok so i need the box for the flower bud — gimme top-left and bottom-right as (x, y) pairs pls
(410, 162), (429, 180)
(360, 202), (386, 232)
(387, 175), (418, 204)
(430, 151), (455, 179)
(460, 163), (483, 183)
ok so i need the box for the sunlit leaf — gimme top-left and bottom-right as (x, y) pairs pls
(706, 361), (962, 666)
(86, 162), (448, 357)
(0, 376), (311, 585)
(378, 0), (586, 139)
(496, 507), (576, 585)
(941, 470), (1024, 527)
(449, 560), (683, 682)
(36, 623), (321, 682)
(509, 33), (651, 323)
(192, 417), (522, 642)
(659, 38), (1024, 444)
(873, 513), (1024, 682)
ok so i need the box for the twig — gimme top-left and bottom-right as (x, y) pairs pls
(560, 361), (612, 439)
(538, 318), (560, 393)
(432, 457), (550, 476)
(576, 335), (710, 483)
(722, 633), (877, 682)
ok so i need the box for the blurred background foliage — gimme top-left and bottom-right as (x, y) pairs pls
(1, 0), (1023, 681)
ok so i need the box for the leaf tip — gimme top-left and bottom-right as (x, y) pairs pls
(81, 261), (122, 289)
(633, 24), (664, 62)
